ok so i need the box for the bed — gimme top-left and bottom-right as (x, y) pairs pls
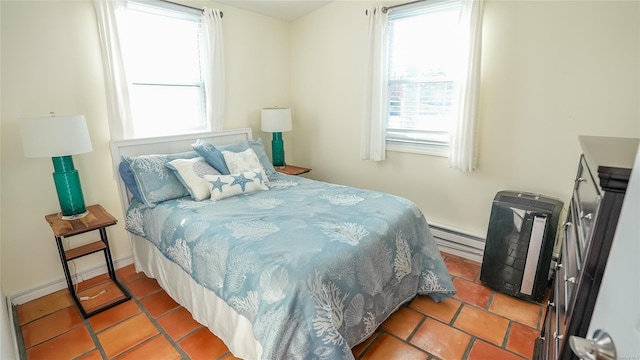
(110, 128), (455, 360)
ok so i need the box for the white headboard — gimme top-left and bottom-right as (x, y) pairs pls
(109, 128), (253, 217)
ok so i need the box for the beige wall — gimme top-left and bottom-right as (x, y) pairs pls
(0, 0), (290, 297)
(290, 0), (640, 236)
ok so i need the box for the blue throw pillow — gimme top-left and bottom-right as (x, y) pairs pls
(118, 161), (143, 202)
(121, 151), (199, 207)
(192, 139), (230, 175)
(193, 138), (276, 177)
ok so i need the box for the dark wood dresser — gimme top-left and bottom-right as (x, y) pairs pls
(535, 136), (639, 360)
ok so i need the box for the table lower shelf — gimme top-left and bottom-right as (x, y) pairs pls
(65, 241), (107, 261)
(73, 277), (131, 318)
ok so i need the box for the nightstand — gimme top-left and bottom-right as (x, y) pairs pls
(275, 164), (311, 176)
(45, 204), (131, 318)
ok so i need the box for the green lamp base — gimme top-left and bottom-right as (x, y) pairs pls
(271, 132), (286, 168)
(52, 156), (88, 219)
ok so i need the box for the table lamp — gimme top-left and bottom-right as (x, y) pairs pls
(261, 107), (292, 167)
(20, 113), (93, 219)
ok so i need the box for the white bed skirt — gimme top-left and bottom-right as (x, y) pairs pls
(130, 234), (263, 359)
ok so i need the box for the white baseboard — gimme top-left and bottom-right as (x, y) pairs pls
(430, 222), (485, 263)
(8, 256), (134, 306)
(3, 294), (18, 360)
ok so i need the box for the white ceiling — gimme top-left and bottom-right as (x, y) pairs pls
(218, 1), (332, 21)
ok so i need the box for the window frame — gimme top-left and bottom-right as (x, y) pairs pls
(384, 0), (462, 157)
(122, 0), (210, 139)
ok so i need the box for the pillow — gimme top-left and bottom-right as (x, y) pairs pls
(118, 161), (143, 202)
(165, 157), (221, 201)
(205, 171), (268, 200)
(192, 138), (276, 177)
(192, 139), (230, 175)
(222, 148), (269, 184)
(219, 138), (277, 177)
(121, 151), (198, 207)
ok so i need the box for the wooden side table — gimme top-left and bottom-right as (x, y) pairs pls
(276, 164), (311, 176)
(45, 204), (130, 318)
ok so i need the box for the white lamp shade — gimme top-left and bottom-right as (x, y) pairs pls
(261, 108), (292, 133)
(20, 115), (93, 158)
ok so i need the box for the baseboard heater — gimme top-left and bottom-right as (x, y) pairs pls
(430, 223), (485, 263)
(480, 191), (563, 302)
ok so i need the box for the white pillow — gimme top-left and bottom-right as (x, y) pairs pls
(222, 148), (269, 184)
(165, 157), (220, 201)
(205, 172), (268, 200)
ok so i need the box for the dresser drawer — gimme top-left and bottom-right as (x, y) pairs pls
(543, 294), (558, 360)
(555, 212), (578, 355)
(564, 207), (582, 272)
(570, 196), (586, 260)
(561, 228), (579, 315)
(573, 156), (602, 250)
(555, 259), (567, 315)
(553, 269), (564, 359)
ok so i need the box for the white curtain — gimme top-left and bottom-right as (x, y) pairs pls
(449, 0), (484, 171)
(94, 0), (133, 140)
(201, 8), (225, 132)
(361, 6), (388, 161)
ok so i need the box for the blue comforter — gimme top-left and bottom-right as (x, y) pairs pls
(125, 173), (455, 359)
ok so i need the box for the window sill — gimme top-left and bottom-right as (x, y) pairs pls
(386, 143), (449, 157)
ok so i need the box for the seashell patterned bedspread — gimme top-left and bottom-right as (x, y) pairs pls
(125, 173), (455, 359)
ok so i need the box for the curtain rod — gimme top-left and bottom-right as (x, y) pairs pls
(382, 0), (427, 13)
(161, 0), (224, 17)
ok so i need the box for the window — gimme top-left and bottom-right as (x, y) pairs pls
(121, 1), (208, 138)
(386, 0), (462, 156)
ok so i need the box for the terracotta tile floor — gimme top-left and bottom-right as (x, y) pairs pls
(14, 252), (545, 359)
